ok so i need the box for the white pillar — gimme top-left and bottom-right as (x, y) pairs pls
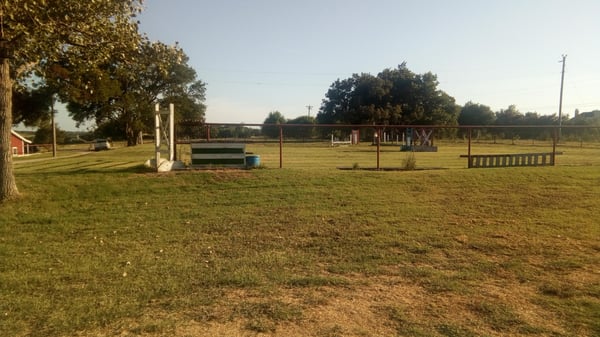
(155, 103), (161, 170)
(169, 103), (175, 161)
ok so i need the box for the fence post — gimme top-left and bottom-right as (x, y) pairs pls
(552, 127), (557, 166)
(279, 125), (283, 169)
(376, 128), (381, 170)
(467, 128), (472, 168)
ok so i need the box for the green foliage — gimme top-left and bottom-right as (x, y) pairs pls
(286, 115), (316, 139)
(491, 105), (559, 140)
(11, 85), (54, 127)
(494, 104), (524, 125)
(458, 101), (496, 126)
(33, 121), (65, 144)
(3, 1), (143, 79)
(54, 40), (206, 145)
(317, 63), (459, 126)
(94, 119), (126, 141)
(1, 0), (144, 201)
(262, 110), (286, 138)
(564, 110), (600, 141)
(211, 125), (261, 139)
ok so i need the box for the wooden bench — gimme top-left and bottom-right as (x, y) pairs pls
(191, 143), (246, 168)
(461, 152), (560, 168)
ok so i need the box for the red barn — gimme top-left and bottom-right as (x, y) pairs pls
(10, 130), (32, 156)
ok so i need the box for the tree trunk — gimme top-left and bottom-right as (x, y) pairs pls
(0, 57), (20, 201)
(125, 121), (136, 146)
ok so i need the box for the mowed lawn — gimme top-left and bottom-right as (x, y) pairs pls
(2, 141), (599, 337)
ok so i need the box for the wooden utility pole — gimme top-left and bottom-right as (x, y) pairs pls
(51, 96), (57, 158)
(558, 54), (566, 141)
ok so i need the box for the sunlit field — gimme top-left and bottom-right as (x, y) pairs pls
(3, 141), (599, 336)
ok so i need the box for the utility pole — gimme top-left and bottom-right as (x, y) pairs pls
(306, 105), (313, 117)
(558, 54), (567, 141)
(51, 95), (57, 158)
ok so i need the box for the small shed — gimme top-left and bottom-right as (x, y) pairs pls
(11, 130), (32, 156)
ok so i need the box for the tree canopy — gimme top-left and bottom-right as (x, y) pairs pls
(1, 0), (143, 201)
(261, 111), (286, 138)
(317, 63), (459, 126)
(458, 101), (496, 126)
(286, 115), (316, 139)
(51, 40), (206, 145)
(12, 85), (54, 126)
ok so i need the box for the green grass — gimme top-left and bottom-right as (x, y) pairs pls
(2, 141), (600, 336)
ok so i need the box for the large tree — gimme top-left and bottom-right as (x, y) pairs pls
(457, 102), (496, 139)
(262, 111), (286, 139)
(0, 0), (143, 201)
(286, 115), (316, 140)
(318, 73), (391, 125)
(163, 79), (207, 140)
(12, 85), (54, 127)
(317, 63), (458, 127)
(51, 40), (206, 145)
(51, 40), (207, 143)
(494, 105), (524, 128)
(458, 101), (496, 126)
(493, 105), (524, 140)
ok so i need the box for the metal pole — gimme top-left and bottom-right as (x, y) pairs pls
(279, 126), (283, 168)
(552, 127), (557, 166)
(376, 128), (381, 170)
(173, 121), (177, 161)
(558, 54), (566, 142)
(467, 128), (472, 168)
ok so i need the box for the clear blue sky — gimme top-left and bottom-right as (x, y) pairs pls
(56, 0), (600, 129)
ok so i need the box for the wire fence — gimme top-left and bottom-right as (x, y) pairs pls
(174, 123), (600, 170)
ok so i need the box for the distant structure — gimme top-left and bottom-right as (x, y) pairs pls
(306, 105), (313, 117)
(10, 130), (32, 156)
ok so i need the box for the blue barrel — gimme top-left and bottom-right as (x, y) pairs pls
(246, 155), (261, 168)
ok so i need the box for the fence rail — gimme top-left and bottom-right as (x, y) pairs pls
(173, 124), (600, 170)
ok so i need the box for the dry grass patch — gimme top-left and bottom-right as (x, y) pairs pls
(71, 274), (579, 337)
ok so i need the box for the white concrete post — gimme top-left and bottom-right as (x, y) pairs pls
(169, 103), (175, 161)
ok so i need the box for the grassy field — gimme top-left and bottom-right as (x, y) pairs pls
(2, 141), (599, 336)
